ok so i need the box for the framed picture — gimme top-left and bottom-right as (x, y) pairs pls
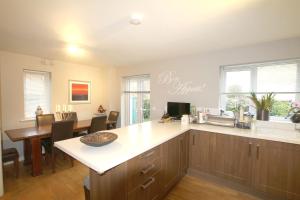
(69, 80), (91, 104)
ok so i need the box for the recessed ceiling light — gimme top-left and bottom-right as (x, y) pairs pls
(67, 44), (83, 56)
(129, 13), (144, 25)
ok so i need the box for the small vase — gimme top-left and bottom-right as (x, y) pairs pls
(256, 109), (269, 121)
(291, 113), (300, 123)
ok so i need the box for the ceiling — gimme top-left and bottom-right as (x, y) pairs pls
(0, 0), (299, 67)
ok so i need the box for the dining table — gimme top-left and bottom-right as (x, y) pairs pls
(5, 119), (116, 176)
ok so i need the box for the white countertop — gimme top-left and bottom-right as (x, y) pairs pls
(55, 121), (300, 174)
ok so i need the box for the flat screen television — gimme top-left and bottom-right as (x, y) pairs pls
(167, 102), (190, 120)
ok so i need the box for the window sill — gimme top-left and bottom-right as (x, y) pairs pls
(20, 118), (35, 122)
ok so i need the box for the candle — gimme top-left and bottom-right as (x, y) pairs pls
(68, 105), (73, 112)
(56, 105), (61, 112)
(62, 104), (67, 112)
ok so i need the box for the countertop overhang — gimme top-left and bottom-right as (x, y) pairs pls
(55, 121), (300, 174)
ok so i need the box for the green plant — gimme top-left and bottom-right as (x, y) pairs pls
(249, 92), (275, 111)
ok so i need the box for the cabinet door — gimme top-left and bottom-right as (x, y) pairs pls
(212, 134), (252, 186)
(162, 136), (181, 191)
(286, 144), (300, 199)
(179, 132), (189, 177)
(252, 139), (288, 199)
(189, 130), (213, 173)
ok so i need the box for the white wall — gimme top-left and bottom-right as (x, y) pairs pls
(117, 38), (300, 122)
(0, 51), (115, 160)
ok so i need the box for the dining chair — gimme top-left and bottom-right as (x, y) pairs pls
(36, 114), (55, 127)
(107, 111), (119, 129)
(2, 148), (19, 178)
(88, 116), (107, 134)
(36, 114), (55, 160)
(62, 112), (78, 122)
(42, 120), (75, 173)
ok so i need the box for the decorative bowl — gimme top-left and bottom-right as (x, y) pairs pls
(80, 132), (118, 147)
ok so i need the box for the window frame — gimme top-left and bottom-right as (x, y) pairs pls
(121, 74), (151, 126)
(219, 59), (300, 121)
(23, 69), (51, 120)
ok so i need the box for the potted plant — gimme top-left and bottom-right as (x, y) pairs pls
(289, 101), (300, 123)
(249, 92), (275, 121)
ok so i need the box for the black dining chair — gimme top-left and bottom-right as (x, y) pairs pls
(42, 120), (75, 173)
(88, 116), (107, 134)
(36, 114), (55, 127)
(2, 148), (19, 178)
(107, 111), (119, 130)
(62, 112), (78, 122)
(36, 114), (56, 160)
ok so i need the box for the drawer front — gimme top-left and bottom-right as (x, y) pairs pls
(139, 146), (161, 163)
(128, 157), (162, 191)
(128, 171), (162, 200)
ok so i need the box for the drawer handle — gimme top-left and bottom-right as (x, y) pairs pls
(142, 151), (155, 159)
(141, 177), (155, 190)
(256, 144), (260, 160)
(141, 164), (155, 175)
(192, 135), (195, 145)
(248, 142), (252, 157)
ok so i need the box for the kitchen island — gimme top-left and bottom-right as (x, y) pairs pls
(55, 121), (300, 200)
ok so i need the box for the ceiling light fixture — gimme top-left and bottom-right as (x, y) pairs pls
(67, 44), (83, 56)
(129, 13), (144, 25)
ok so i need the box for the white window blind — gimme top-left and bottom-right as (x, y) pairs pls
(220, 59), (300, 121)
(122, 75), (150, 126)
(24, 70), (51, 119)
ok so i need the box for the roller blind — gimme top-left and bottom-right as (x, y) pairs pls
(122, 75), (150, 126)
(24, 70), (51, 119)
(220, 59), (300, 121)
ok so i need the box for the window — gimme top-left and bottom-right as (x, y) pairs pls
(24, 70), (51, 119)
(122, 75), (150, 126)
(220, 59), (300, 121)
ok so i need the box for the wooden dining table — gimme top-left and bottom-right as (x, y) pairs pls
(5, 119), (116, 176)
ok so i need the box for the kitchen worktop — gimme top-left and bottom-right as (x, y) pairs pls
(55, 120), (300, 174)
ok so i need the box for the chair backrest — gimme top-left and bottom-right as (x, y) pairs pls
(108, 111), (119, 122)
(36, 114), (55, 127)
(62, 112), (78, 122)
(89, 116), (107, 134)
(51, 120), (75, 143)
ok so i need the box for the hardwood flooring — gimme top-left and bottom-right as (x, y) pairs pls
(1, 157), (259, 200)
(1, 155), (88, 200)
(165, 176), (260, 200)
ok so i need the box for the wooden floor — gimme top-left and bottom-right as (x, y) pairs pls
(164, 176), (260, 200)
(1, 154), (88, 200)
(1, 157), (259, 200)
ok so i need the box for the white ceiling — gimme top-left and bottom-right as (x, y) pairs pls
(0, 0), (300, 67)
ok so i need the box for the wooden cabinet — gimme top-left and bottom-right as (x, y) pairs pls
(252, 140), (300, 200)
(127, 146), (162, 192)
(189, 130), (213, 173)
(128, 171), (163, 200)
(212, 134), (253, 186)
(90, 129), (300, 200)
(162, 136), (181, 191)
(252, 139), (287, 199)
(191, 130), (300, 200)
(286, 144), (300, 200)
(90, 163), (127, 200)
(179, 132), (189, 177)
